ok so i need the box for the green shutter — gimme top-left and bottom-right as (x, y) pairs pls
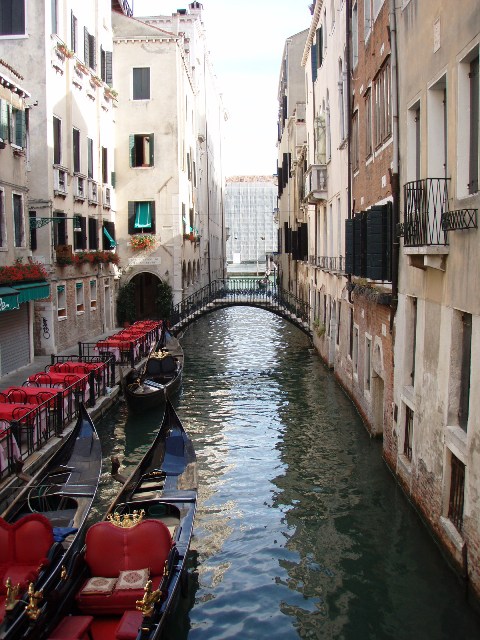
(129, 134), (135, 167)
(0, 100), (8, 140)
(149, 133), (154, 166)
(15, 110), (25, 147)
(128, 202), (136, 234)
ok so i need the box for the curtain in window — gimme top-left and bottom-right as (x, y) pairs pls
(134, 202), (151, 228)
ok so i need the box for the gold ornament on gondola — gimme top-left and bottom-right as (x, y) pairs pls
(107, 509), (145, 528)
(136, 579), (161, 617)
(25, 583), (43, 620)
(5, 577), (20, 610)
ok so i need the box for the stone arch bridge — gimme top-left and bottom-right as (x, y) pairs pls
(170, 278), (312, 338)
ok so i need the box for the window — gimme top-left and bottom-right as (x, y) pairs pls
(90, 280), (97, 310)
(353, 325), (359, 374)
(13, 193), (24, 247)
(0, 99), (8, 140)
(128, 201), (155, 234)
(129, 134), (154, 167)
(57, 284), (67, 318)
(73, 128), (80, 173)
(53, 116), (62, 165)
(0, 188), (4, 247)
(365, 336), (371, 391)
(365, 89), (372, 157)
(448, 454), (465, 532)
(51, 0), (58, 34)
(75, 282), (84, 313)
(87, 138), (93, 179)
(352, 110), (359, 171)
(102, 221), (116, 250)
(404, 405), (413, 461)
(84, 28), (96, 70)
(73, 215), (86, 250)
(458, 313), (472, 431)
(11, 108), (25, 147)
(0, 0), (25, 36)
(336, 302), (341, 346)
(468, 55), (479, 194)
(374, 59), (392, 147)
(364, 0), (372, 40)
(100, 47), (113, 85)
(133, 68), (150, 100)
(405, 296), (417, 386)
(53, 212), (67, 247)
(351, 2), (358, 68)
(102, 147), (108, 184)
(88, 217), (98, 250)
(29, 210), (37, 251)
(71, 11), (77, 53)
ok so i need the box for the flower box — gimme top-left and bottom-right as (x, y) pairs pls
(0, 259), (48, 285)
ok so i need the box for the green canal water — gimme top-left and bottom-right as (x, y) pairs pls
(94, 307), (480, 639)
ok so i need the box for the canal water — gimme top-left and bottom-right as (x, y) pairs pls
(94, 307), (480, 639)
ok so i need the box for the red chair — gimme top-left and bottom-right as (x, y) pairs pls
(0, 393), (8, 404)
(6, 389), (27, 404)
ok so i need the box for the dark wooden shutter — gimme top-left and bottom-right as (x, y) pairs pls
(366, 204), (392, 281)
(353, 212), (367, 277)
(128, 202), (136, 234)
(345, 218), (354, 274)
(469, 56), (479, 194)
(149, 133), (155, 166)
(291, 230), (298, 260)
(106, 51), (113, 86)
(284, 222), (289, 253)
(149, 202), (156, 233)
(88, 217), (98, 250)
(311, 41), (317, 83)
(317, 27), (323, 67)
(15, 109), (25, 147)
(84, 27), (89, 65)
(299, 223), (308, 261)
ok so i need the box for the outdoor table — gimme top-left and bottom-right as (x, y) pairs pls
(0, 419), (21, 472)
(26, 371), (87, 391)
(48, 361), (107, 380)
(94, 339), (139, 362)
(3, 386), (60, 409)
(0, 403), (42, 448)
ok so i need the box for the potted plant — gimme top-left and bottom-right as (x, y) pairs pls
(116, 281), (136, 327)
(130, 234), (157, 251)
(156, 280), (173, 321)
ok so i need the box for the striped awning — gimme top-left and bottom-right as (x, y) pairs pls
(0, 282), (50, 311)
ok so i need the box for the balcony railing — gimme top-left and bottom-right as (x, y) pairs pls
(401, 178), (477, 247)
(304, 164), (327, 203)
(309, 255), (345, 273)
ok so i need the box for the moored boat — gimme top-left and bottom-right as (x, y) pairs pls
(39, 398), (197, 640)
(0, 403), (102, 639)
(123, 328), (184, 412)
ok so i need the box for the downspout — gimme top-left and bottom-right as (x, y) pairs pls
(389, 0), (400, 332)
(346, 0), (352, 303)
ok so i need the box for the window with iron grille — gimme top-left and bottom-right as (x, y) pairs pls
(448, 455), (465, 532)
(404, 405), (413, 461)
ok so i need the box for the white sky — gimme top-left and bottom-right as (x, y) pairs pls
(131, 1), (311, 177)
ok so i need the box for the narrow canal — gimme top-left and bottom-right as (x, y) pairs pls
(94, 307), (480, 639)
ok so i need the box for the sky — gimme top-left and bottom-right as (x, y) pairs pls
(131, 1), (312, 177)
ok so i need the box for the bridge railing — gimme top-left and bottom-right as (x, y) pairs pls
(171, 278), (311, 330)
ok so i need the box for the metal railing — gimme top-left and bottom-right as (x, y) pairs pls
(403, 178), (449, 246)
(309, 255), (345, 272)
(171, 278), (311, 332)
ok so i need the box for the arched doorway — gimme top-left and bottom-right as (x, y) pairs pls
(131, 271), (161, 319)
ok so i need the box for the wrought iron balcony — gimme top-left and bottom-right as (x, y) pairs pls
(400, 178), (477, 247)
(309, 255), (345, 273)
(304, 164), (327, 203)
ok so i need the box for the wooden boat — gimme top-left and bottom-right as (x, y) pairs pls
(38, 398), (197, 640)
(123, 328), (184, 412)
(0, 403), (101, 639)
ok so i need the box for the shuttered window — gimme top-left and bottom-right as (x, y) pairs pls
(84, 27), (96, 70)
(128, 201), (156, 234)
(133, 68), (150, 100)
(88, 217), (98, 250)
(73, 128), (80, 173)
(102, 221), (116, 249)
(129, 134), (154, 167)
(100, 47), (113, 85)
(345, 204), (392, 281)
(0, 100), (8, 141)
(73, 215), (86, 250)
(0, 0), (25, 35)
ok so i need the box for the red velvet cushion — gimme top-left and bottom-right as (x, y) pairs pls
(0, 565), (38, 593)
(76, 575), (162, 615)
(48, 615), (93, 639)
(116, 610), (144, 640)
(85, 520), (172, 578)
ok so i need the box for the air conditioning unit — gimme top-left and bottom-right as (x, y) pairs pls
(53, 168), (68, 196)
(88, 179), (98, 204)
(74, 175), (86, 200)
(102, 185), (111, 208)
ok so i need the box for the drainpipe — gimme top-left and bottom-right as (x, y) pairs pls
(389, 0), (400, 332)
(346, 0), (352, 304)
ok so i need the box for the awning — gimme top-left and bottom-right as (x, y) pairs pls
(0, 287), (20, 312)
(14, 282), (50, 304)
(0, 282), (50, 311)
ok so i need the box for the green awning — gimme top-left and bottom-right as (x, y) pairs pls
(13, 282), (50, 304)
(0, 286), (20, 312)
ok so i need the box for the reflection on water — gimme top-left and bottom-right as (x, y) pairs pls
(95, 307), (480, 639)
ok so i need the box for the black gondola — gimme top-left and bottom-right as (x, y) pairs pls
(0, 403), (101, 639)
(39, 398), (197, 640)
(123, 329), (184, 412)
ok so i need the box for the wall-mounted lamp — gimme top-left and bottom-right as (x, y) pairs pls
(30, 214), (82, 230)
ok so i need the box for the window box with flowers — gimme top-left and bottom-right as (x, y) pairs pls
(56, 42), (74, 59)
(57, 250), (120, 267)
(0, 259), (48, 285)
(90, 75), (103, 88)
(75, 60), (89, 75)
(104, 88), (118, 101)
(130, 234), (157, 251)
